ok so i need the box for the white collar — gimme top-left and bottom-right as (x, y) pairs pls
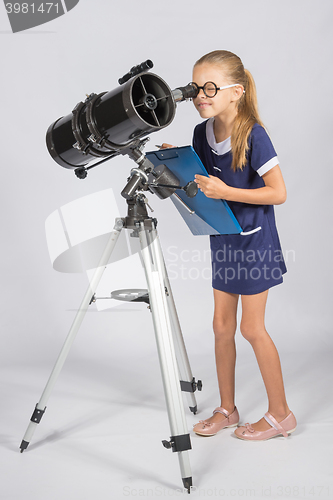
(206, 117), (232, 156)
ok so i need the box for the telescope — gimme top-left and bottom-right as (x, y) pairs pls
(46, 60), (199, 200)
(21, 60), (246, 493)
(19, 60), (205, 492)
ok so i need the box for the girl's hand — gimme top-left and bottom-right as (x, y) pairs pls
(195, 174), (230, 199)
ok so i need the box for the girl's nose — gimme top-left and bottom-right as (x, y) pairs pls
(197, 88), (206, 97)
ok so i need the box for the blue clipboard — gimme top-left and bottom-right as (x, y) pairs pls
(145, 146), (243, 235)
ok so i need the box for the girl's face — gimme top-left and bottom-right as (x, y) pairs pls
(192, 63), (241, 121)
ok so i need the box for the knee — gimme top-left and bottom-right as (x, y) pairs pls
(213, 317), (237, 341)
(240, 321), (266, 343)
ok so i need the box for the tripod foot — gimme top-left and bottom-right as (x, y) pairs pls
(189, 405), (197, 415)
(182, 477), (193, 494)
(19, 440), (29, 453)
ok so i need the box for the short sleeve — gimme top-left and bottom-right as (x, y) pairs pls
(192, 125), (199, 153)
(192, 122), (203, 156)
(249, 124), (279, 177)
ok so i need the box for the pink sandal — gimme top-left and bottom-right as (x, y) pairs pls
(193, 406), (239, 436)
(234, 411), (297, 441)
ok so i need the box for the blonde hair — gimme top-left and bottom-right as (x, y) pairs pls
(194, 50), (263, 171)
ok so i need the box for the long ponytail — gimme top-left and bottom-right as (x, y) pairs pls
(194, 51), (263, 171)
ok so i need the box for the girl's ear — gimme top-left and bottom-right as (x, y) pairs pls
(232, 85), (245, 102)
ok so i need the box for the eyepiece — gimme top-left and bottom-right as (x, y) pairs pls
(172, 83), (199, 102)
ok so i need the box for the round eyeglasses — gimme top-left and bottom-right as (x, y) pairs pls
(190, 82), (241, 98)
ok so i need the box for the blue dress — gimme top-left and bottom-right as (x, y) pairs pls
(193, 118), (287, 295)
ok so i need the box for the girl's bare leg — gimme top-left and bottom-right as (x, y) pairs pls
(240, 289), (290, 431)
(204, 289), (239, 424)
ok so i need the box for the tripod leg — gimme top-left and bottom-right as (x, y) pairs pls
(138, 224), (192, 491)
(154, 239), (202, 414)
(20, 220), (123, 453)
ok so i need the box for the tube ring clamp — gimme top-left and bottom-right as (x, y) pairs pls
(71, 100), (107, 158)
(85, 92), (125, 152)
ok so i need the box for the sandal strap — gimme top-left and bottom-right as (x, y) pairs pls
(264, 412), (288, 437)
(213, 407), (230, 418)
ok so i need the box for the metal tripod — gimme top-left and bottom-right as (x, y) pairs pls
(19, 193), (202, 493)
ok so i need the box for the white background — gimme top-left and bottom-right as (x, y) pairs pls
(0, 1), (332, 499)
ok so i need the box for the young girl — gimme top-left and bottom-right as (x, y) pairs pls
(188, 50), (296, 440)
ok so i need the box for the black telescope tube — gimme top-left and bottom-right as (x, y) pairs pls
(45, 56), (198, 172)
(46, 71), (176, 169)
